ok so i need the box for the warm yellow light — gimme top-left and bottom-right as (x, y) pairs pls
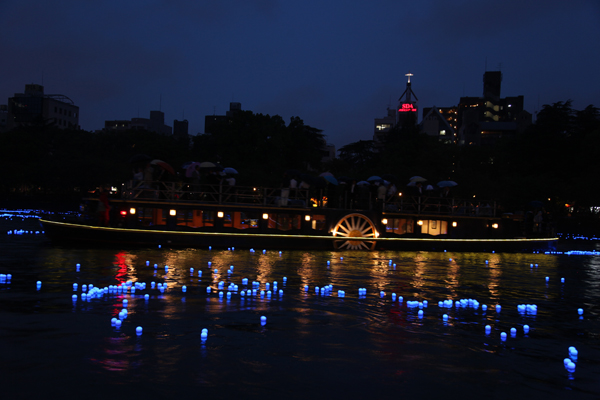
(169, 209), (176, 216)
(398, 192), (402, 197)
(129, 208), (136, 215)
(417, 220), (423, 226)
(305, 215), (311, 221)
(492, 223), (499, 229)
(217, 211), (224, 218)
(381, 218), (388, 225)
(452, 221), (457, 227)
(262, 213), (269, 220)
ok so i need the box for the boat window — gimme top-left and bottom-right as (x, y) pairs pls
(203, 211), (214, 227)
(177, 210), (193, 226)
(420, 220), (447, 236)
(387, 218), (414, 234)
(136, 207), (163, 226)
(267, 213), (301, 231)
(223, 212), (233, 227)
(311, 215), (326, 231)
(233, 212), (259, 229)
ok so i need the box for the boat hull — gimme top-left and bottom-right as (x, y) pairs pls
(40, 219), (557, 252)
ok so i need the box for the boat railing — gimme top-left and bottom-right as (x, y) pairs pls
(120, 180), (311, 207)
(119, 180), (498, 217)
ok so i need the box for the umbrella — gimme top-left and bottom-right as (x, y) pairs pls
(185, 162), (202, 178)
(319, 172), (335, 178)
(409, 176), (427, 182)
(150, 159), (175, 175)
(223, 167), (238, 175)
(437, 180), (458, 188)
(356, 181), (370, 186)
(367, 175), (383, 182)
(181, 161), (196, 170)
(198, 161), (218, 168)
(321, 175), (338, 185)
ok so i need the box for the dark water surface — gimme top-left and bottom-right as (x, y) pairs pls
(1, 216), (600, 399)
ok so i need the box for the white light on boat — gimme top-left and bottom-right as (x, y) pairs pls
(492, 223), (499, 229)
(262, 213), (269, 220)
(169, 209), (176, 216)
(129, 208), (136, 215)
(305, 215), (311, 221)
(217, 211), (224, 218)
(417, 220), (423, 226)
(381, 218), (388, 225)
(452, 221), (457, 227)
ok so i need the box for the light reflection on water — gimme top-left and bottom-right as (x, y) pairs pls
(1, 219), (600, 398)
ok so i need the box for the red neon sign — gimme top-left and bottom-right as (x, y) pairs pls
(398, 103), (416, 112)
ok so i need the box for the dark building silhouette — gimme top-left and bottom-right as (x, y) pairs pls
(173, 119), (189, 138)
(105, 110), (172, 134)
(421, 106), (457, 144)
(6, 84), (79, 130)
(0, 104), (7, 132)
(457, 71), (531, 145)
(419, 71), (532, 146)
(204, 102), (243, 134)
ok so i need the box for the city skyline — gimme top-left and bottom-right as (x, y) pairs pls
(1, 1), (598, 149)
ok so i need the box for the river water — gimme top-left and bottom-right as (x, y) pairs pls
(1, 213), (599, 399)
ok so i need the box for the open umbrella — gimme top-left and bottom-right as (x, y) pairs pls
(150, 159), (175, 175)
(185, 162), (202, 178)
(367, 175), (383, 182)
(319, 172), (335, 178)
(356, 180), (370, 186)
(223, 167), (238, 175)
(437, 180), (458, 188)
(321, 175), (338, 185)
(409, 176), (427, 182)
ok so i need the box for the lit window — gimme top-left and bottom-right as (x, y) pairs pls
(440, 130), (446, 136)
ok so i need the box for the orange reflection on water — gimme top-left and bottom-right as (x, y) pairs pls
(297, 252), (317, 288)
(445, 257), (460, 298)
(486, 254), (502, 300)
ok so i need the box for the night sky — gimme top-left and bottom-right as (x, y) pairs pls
(1, 1), (599, 150)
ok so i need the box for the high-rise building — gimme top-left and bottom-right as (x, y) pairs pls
(373, 72), (419, 148)
(457, 71), (531, 145)
(6, 84), (79, 130)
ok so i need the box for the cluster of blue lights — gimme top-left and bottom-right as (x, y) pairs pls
(557, 232), (600, 241)
(4, 249), (587, 379)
